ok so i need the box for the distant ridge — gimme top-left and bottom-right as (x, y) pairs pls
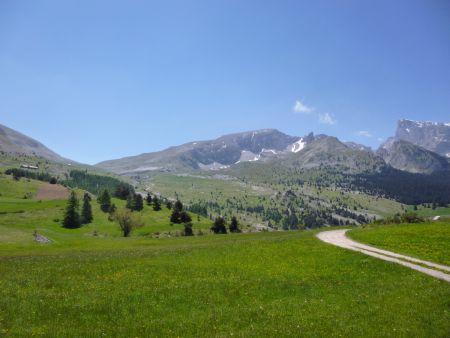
(0, 123), (70, 162)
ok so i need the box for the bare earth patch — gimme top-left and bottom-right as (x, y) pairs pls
(36, 183), (70, 200)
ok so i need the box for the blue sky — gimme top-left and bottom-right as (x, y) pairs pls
(1, 0), (449, 164)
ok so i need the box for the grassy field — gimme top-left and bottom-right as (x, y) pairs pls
(0, 230), (449, 337)
(1, 175), (449, 337)
(406, 205), (450, 218)
(348, 222), (450, 266)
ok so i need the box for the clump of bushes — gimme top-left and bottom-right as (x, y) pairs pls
(374, 212), (424, 225)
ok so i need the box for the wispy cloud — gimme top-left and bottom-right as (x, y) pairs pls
(355, 130), (372, 138)
(293, 99), (337, 125)
(293, 100), (313, 114)
(319, 113), (336, 125)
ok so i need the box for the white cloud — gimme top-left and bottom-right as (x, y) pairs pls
(355, 130), (372, 138)
(318, 113), (336, 125)
(293, 100), (313, 114)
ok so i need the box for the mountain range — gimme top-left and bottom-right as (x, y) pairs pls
(95, 119), (450, 175)
(1, 119), (449, 176)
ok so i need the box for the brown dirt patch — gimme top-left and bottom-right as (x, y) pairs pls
(36, 183), (70, 200)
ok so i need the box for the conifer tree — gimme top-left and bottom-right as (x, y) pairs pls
(183, 222), (193, 236)
(170, 209), (181, 223)
(174, 200), (183, 212)
(98, 189), (111, 213)
(81, 192), (93, 224)
(211, 217), (227, 234)
(134, 194), (144, 211)
(63, 191), (81, 229)
(146, 193), (152, 205)
(153, 197), (161, 211)
(180, 211), (192, 223)
(229, 216), (241, 233)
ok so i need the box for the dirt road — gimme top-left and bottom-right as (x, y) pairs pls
(317, 229), (450, 283)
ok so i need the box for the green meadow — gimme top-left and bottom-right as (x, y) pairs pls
(349, 222), (450, 266)
(0, 175), (449, 337)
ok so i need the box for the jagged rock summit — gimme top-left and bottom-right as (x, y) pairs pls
(395, 119), (450, 158)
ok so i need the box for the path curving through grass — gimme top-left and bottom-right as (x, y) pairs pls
(317, 229), (450, 283)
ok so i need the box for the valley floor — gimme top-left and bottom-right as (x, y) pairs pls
(0, 228), (449, 337)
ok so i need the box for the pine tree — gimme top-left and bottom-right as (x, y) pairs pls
(114, 182), (134, 200)
(170, 209), (181, 223)
(146, 193), (152, 205)
(98, 189), (111, 213)
(63, 191), (81, 229)
(153, 197), (161, 211)
(81, 192), (93, 224)
(229, 216), (240, 233)
(183, 222), (193, 236)
(211, 217), (227, 234)
(134, 194), (144, 211)
(180, 211), (192, 223)
(174, 200), (183, 212)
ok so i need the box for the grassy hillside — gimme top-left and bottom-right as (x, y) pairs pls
(406, 205), (450, 218)
(348, 222), (450, 266)
(136, 171), (404, 228)
(0, 175), (212, 253)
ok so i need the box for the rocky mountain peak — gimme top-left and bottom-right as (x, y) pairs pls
(395, 119), (450, 157)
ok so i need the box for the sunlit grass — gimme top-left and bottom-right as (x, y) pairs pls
(349, 222), (450, 265)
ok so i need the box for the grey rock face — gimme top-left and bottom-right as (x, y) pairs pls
(377, 138), (450, 174)
(395, 119), (450, 157)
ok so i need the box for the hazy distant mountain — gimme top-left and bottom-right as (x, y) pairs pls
(95, 129), (385, 175)
(377, 138), (450, 174)
(0, 123), (69, 162)
(395, 119), (450, 157)
(343, 141), (372, 152)
(96, 129), (315, 173)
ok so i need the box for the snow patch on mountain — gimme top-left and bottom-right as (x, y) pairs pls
(291, 138), (305, 153)
(237, 150), (260, 163)
(198, 162), (230, 170)
(261, 148), (277, 155)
